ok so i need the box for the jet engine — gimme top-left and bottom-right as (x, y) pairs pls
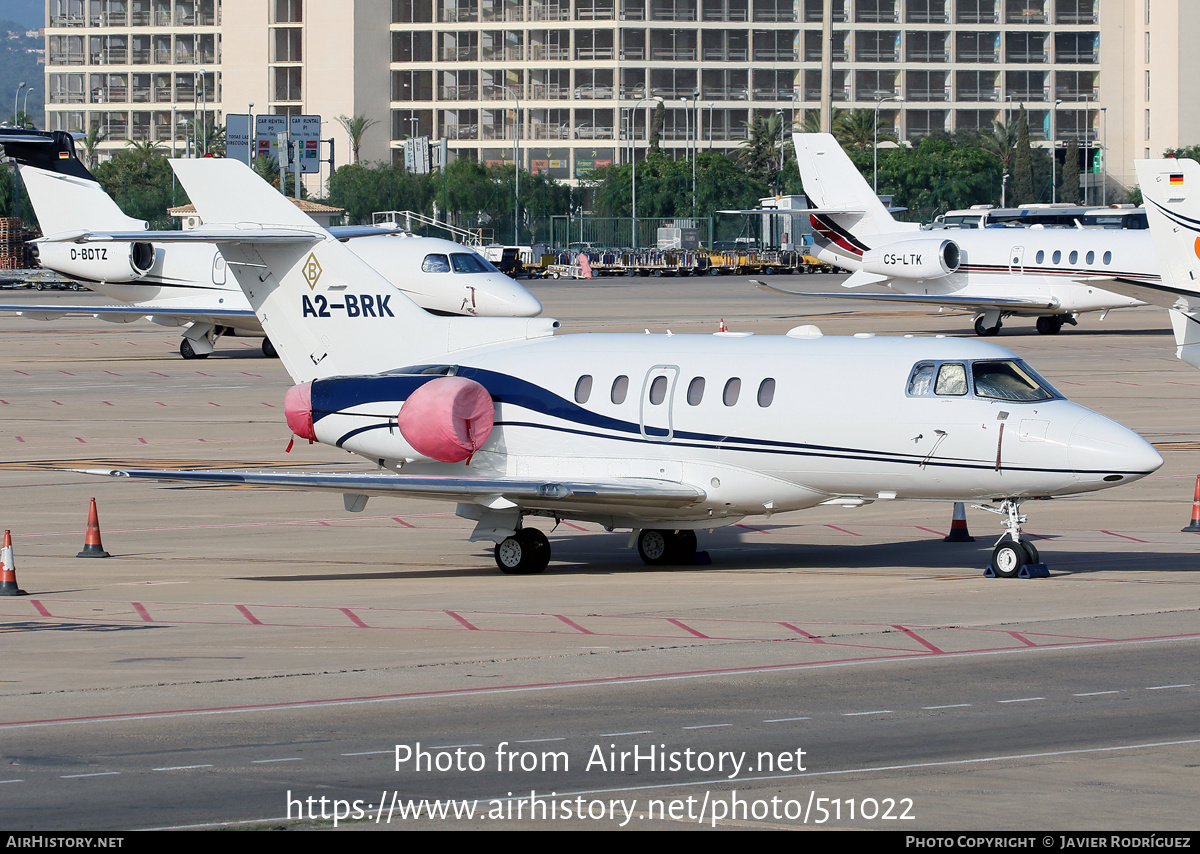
(286, 375), (496, 465)
(33, 241), (155, 283)
(861, 238), (960, 280)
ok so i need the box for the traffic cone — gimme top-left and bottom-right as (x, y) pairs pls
(943, 502), (975, 542)
(76, 498), (111, 558)
(0, 530), (27, 596)
(718, 318), (728, 332)
(1182, 476), (1200, 532)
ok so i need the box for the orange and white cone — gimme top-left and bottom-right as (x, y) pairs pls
(718, 318), (728, 332)
(0, 530), (27, 596)
(76, 498), (111, 558)
(943, 502), (975, 542)
(1182, 476), (1200, 533)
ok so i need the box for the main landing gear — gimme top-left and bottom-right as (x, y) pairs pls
(636, 529), (698, 566)
(179, 338), (209, 359)
(976, 499), (1045, 578)
(1035, 314), (1077, 335)
(493, 527), (551, 574)
(262, 337), (278, 358)
(973, 315), (1002, 337)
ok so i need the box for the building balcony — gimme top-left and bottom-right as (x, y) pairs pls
(957, 50), (999, 62)
(1006, 89), (1045, 101)
(1056, 51), (1098, 64)
(1006, 51), (1048, 63)
(576, 46), (615, 59)
(907, 50), (949, 62)
(529, 45), (569, 60)
(701, 86), (748, 100)
(480, 46), (523, 61)
(703, 48), (749, 61)
(906, 89), (949, 101)
(649, 47), (695, 61)
(857, 51), (899, 62)
(753, 48), (797, 62)
(440, 47), (478, 61)
(439, 85), (479, 100)
(956, 89), (999, 101)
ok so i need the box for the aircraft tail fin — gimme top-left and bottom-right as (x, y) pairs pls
(1135, 158), (1200, 366)
(1, 129), (147, 234)
(792, 133), (910, 258)
(169, 158), (556, 383)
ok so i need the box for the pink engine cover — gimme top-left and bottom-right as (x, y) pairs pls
(397, 376), (495, 464)
(284, 382), (316, 441)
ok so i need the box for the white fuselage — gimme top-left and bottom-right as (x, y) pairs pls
(303, 333), (1161, 528)
(815, 226), (1152, 316)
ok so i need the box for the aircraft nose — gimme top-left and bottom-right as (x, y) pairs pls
(478, 276), (542, 317)
(1068, 413), (1163, 486)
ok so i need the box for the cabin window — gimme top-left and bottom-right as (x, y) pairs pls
(450, 252), (490, 273)
(723, 377), (741, 406)
(574, 374), (593, 403)
(934, 362), (968, 396)
(421, 253), (451, 272)
(757, 378), (776, 407)
(907, 362), (936, 396)
(972, 360), (1057, 401)
(611, 375), (629, 404)
(649, 375), (668, 404)
(609, 374), (628, 405)
(1051, 250), (1061, 264)
(1086, 250), (1095, 264)
(1103, 250), (1112, 264)
(687, 377), (705, 405)
(1035, 250), (1044, 264)
(1069, 250), (1078, 265)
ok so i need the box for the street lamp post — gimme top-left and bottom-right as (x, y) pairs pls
(630, 96), (662, 250)
(14, 82), (26, 127)
(198, 68), (206, 156)
(1051, 98), (1061, 203)
(873, 94), (903, 194)
(1101, 105), (1108, 206)
(21, 86), (32, 127)
(247, 102), (254, 166)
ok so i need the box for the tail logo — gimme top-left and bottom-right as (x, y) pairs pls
(303, 253), (323, 290)
(1194, 236), (1200, 262)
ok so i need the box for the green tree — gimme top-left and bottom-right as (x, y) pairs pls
(337, 114), (381, 165)
(1060, 138), (1081, 204)
(93, 148), (183, 228)
(833, 108), (889, 150)
(1011, 106), (1034, 205)
(737, 112), (785, 184)
(649, 101), (665, 153)
(78, 124), (106, 171)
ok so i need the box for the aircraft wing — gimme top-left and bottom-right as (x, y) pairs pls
(1076, 277), (1200, 312)
(751, 279), (1059, 311)
(0, 303), (256, 323)
(78, 468), (707, 509)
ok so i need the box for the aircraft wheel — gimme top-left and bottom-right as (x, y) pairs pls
(1036, 316), (1064, 335)
(990, 540), (1033, 578)
(179, 339), (209, 360)
(494, 528), (550, 575)
(1020, 539), (1039, 565)
(636, 529), (672, 565)
(262, 337), (278, 358)
(974, 316), (1002, 337)
(672, 529), (698, 564)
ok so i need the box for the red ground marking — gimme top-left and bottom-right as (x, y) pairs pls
(736, 523), (773, 535)
(29, 600), (52, 618)
(156, 402), (166, 406)
(554, 614), (595, 634)
(1005, 631), (1038, 648)
(13, 370), (29, 375)
(150, 372), (168, 377)
(915, 526), (947, 536)
(340, 608), (370, 629)
(197, 372), (214, 377)
(14, 437), (23, 442)
(892, 625), (943, 654)
(51, 401), (62, 406)
(0, 400), (6, 405)
(260, 402), (275, 408)
(242, 373), (262, 377)
(1101, 530), (1150, 543)
(316, 521), (332, 526)
(779, 622), (827, 643)
(391, 517), (416, 528)
(102, 401), (114, 406)
(131, 603), (153, 623)
(58, 371), (74, 376)
(444, 610), (479, 631)
(560, 521), (587, 531)
(234, 605), (262, 626)
(75, 438), (86, 443)
(137, 438), (147, 444)
(824, 525), (861, 536)
(208, 402), (221, 407)
(104, 371), (122, 376)
(665, 618), (709, 639)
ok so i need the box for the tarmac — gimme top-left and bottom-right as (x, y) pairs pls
(0, 276), (1197, 830)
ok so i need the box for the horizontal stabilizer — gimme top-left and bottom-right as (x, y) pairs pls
(751, 280), (1057, 310)
(37, 227), (324, 246)
(0, 303), (255, 321)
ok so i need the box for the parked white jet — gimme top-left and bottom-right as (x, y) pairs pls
(1103, 158), (1200, 369)
(757, 133), (1153, 337)
(83, 158), (1162, 577)
(0, 129), (541, 359)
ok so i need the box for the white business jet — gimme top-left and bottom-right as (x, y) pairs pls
(0, 129), (541, 359)
(1100, 158), (1200, 369)
(82, 158), (1162, 577)
(756, 133), (1153, 337)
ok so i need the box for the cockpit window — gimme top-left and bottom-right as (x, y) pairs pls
(451, 253), (492, 274)
(934, 363), (968, 396)
(422, 254), (450, 273)
(907, 362), (936, 396)
(972, 360), (1057, 401)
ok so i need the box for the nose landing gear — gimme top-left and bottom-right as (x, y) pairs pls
(976, 499), (1048, 578)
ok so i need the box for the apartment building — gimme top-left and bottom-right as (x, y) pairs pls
(40, 0), (1192, 193)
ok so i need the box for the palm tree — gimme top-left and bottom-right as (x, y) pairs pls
(78, 124), (106, 170)
(737, 112), (784, 182)
(833, 109), (889, 150)
(981, 118), (1020, 176)
(125, 138), (165, 173)
(337, 114), (380, 164)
